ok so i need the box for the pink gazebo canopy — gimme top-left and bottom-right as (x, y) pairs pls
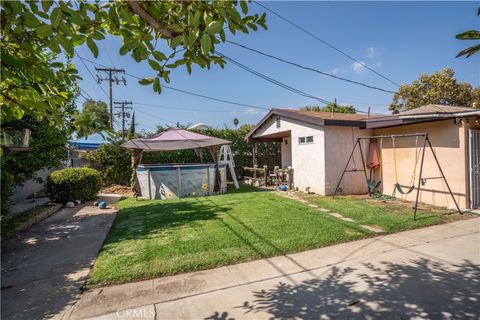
(121, 127), (230, 151)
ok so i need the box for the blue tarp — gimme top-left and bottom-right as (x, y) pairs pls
(68, 133), (105, 150)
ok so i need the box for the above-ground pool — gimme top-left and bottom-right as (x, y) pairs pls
(136, 163), (227, 199)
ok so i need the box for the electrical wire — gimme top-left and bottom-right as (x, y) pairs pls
(223, 39), (395, 94)
(75, 53), (377, 114)
(254, 1), (401, 87)
(75, 54), (270, 111)
(75, 50), (110, 99)
(216, 50), (332, 105)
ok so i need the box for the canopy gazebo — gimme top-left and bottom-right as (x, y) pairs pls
(122, 127), (237, 200)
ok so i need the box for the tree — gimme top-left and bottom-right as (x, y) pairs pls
(389, 68), (479, 114)
(233, 118), (239, 128)
(301, 103), (356, 114)
(456, 7), (480, 58)
(1, 1), (267, 126)
(1, 51), (78, 216)
(74, 100), (109, 138)
(127, 111), (136, 139)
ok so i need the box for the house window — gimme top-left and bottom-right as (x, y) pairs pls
(298, 136), (314, 145)
(276, 117), (281, 128)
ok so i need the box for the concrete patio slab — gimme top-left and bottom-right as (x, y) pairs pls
(1, 194), (121, 320)
(69, 217), (479, 320)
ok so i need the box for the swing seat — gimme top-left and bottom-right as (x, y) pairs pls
(367, 180), (381, 190)
(395, 183), (415, 195)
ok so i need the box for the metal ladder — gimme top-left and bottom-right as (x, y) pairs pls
(218, 145), (239, 189)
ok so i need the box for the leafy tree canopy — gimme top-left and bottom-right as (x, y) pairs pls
(389, 68), (480, 114)
(74, 99), (109, 138)
(301, 103), (356, 114)
(456, 7), (480, 58)
(1, 0), (267, 126)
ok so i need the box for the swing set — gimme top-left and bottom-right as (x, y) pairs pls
(333, 133), (462, 220)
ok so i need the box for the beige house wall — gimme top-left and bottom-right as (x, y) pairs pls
(373, 119), (471, 209)
(324, 126), (372, 195)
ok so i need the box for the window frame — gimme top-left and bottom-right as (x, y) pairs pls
(298, 135), (314, 145)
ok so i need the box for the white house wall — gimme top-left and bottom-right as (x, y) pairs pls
(281, 137), (292, 167)
(252, 116), (326, 194)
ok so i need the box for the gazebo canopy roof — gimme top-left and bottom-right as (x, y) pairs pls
(121, 127), (230, 151)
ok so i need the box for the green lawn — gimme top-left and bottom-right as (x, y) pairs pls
(88, 186), (463, 287)
(298, 193), (458, 233)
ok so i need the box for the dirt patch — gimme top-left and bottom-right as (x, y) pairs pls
(101, 185), (133, 197)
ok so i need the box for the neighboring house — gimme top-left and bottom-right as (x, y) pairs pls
(188, 123), (210, 130)
(246, 105), (480, 209)
(68, 133), (105, 167)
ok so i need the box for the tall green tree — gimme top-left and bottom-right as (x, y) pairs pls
(389, 68), (480, 114)
(456, 7), (480, 58)
(127, 111), (136, 139)
(301, 103), (356, 114)
(74, 100), (109, 138)
(1, 1), (267, 126)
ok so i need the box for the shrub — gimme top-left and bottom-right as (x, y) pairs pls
(45, 167), (101, 203)
(82, 143), (132, 186)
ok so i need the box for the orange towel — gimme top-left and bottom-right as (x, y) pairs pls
(367, 139), (381, 169)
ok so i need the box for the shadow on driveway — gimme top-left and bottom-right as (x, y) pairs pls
(205, 257), (479, 320)
(1, 195), (120, 319)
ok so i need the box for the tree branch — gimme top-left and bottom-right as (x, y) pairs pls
(126, 1), (177, 39)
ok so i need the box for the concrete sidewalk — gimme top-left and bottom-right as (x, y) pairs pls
(68, 217), (479, 320)
(1, 194), (121, 320)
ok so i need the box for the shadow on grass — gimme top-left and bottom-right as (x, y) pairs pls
(205, 258), (479, 320)
(224, 184), (271, 195)
(107, 199), (233, 242)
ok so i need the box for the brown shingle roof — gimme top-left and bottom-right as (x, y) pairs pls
(399, 104), (473, 115)
(276, 109), (385, 120)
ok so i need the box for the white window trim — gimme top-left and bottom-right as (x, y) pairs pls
(298, 135), (314, 145)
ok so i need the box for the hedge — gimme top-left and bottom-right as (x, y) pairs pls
(82, 142), (132, 186)
(45, 167), (101, 203)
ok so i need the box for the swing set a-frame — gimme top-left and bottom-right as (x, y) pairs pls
(333, 133), (462, 220)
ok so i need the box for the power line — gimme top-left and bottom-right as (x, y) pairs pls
(95, 67), (127, 129)
(76, 54), (110, 99)
(254, 1), (401, 88)
(135, 102), (242, 113)
(75, 53), (378, 112)
(114, 100), (133, 139)
(223, 39), (395, 94)
(75, 54), (270, 111)
(216, 50), (332, 105)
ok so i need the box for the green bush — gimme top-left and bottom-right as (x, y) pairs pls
(45, 167), (101, 203)
(82, 143), (132, 186)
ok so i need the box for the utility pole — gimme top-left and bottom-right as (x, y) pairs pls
(114, 101), (132, 139)
(96, 67), (126, 129)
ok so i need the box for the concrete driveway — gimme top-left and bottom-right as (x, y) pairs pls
(68, 217), (480, 320)
(1, 195), (120, 320)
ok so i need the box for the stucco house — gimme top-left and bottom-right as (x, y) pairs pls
(246, 105), (480, 209)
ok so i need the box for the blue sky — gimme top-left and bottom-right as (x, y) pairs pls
(73, 1), (479, 132)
